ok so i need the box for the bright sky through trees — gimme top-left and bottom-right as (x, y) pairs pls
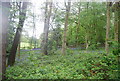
(23, 0), (65, 39)
(22, 0), (44, 39)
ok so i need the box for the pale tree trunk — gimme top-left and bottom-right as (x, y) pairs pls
(76, 4), (81, 47)
(85, 2), (89, 50)
(0, 1), (10, 80)
(31, 7), (36, 49)
(0, 1), (2, 80)
(42, 0), (52, 55)
(117, 2), (120, 79)
(41, 2), (48, 54)
(8, 2), (28, 66)
(61, 0), (71, 55)
(105, 2), (110, 54)
(114, 2), (118, 42)
(85, 35), (89, 50)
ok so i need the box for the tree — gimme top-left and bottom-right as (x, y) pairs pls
(8, 2), (28, 66)
(47, 26), (62, 53)
(76, 3), (81, 47)
(6, 2), (19, 55)
(118, 2), (120, 79)
(114, 2), (118, 42)
(30, 6), (37, 49)
(118, 2), (120, 45)
(105, 2), (110, 54)
(17, 41), (20, 59)
(0, 1), (10, 80)
(85, 2), (89, 50)
(42, 0), (52, 55)
(61, 0), (71, 54)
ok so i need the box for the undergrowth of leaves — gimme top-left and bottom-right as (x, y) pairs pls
(6, 50), (118, 79)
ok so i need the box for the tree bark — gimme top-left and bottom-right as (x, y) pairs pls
(17, 41), (20, 59)
(42, 0), (52, 55)
(8, 2), (28, 66)
(114, 2), (118, 42)
(117, 2), (120, 79)
(0, 1), (10, 80)
(85, 2), (89, 50)
(85, 35), (89, 50)
(61, 0), (71, 55)
(105, 2), (110, 54)
(31, 7), (36, 49)
(76, 4), (81, 47)
(118, 2), (120, 45)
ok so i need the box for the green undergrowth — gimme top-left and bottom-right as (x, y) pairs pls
(6, 50), (118, 79)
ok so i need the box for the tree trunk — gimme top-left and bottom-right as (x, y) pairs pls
(76, 4), (81, 47)
(8, 2), (28, 66)
(85, 2), (89, 50)
(0, 1), (10, 80)
(114, 2), (118, 42)
(105, 2), (110, 54)
(117, 2), (120, 79)
(61, 0), (71, 55)
(118, 2), (120, 45)
(85, 35), (89, 50)
(42, 0), (52, 55)
(17, 41), (20, 59)
(31, 8), (36, 49)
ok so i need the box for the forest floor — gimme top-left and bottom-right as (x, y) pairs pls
(6, 49), (118, 79)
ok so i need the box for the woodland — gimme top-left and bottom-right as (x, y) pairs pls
(0, 0), (120, 80)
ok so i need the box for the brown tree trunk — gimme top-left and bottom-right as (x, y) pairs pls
(0, 1), (10, 80)
(118, 2), (120, 79)
(42, 0), (52, 55)
(61, 0), (71, 55)
(118, 2), (120, 45)
(105, 2), (110, 54)
(17, 41), (20, 59)
(8, 2), (28, 66)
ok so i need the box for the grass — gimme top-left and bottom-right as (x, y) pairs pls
(20, 42), (30, 49)
(6, 49), (118, 79)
